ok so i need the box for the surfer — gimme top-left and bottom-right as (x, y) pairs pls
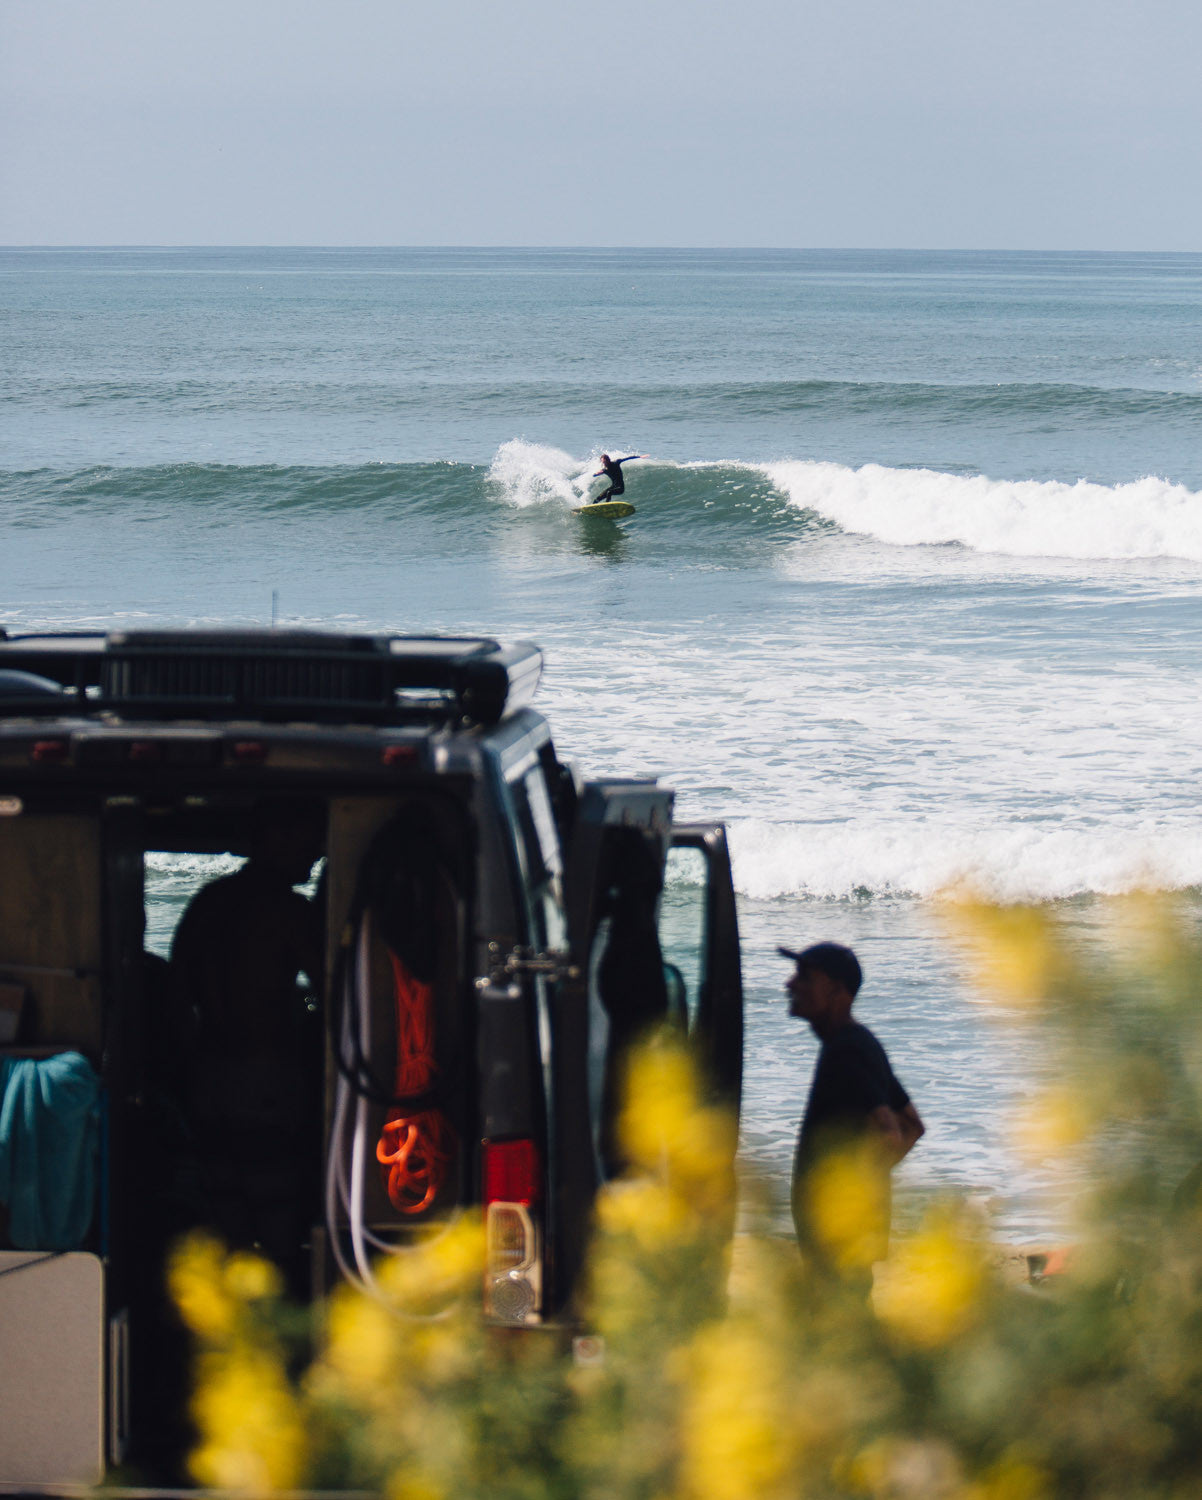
(591, 453), (644, 504)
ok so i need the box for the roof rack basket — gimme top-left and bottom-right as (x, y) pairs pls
(0, 630), (543, 726)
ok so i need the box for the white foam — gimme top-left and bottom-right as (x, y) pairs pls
(761, 460), (1202, 563)
(729, 818), (1202, 903)
(486, 440), (593, 508)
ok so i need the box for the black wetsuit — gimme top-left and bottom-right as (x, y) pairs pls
(593, 455), (639, 503)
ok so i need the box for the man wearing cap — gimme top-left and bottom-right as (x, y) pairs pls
(781, 941), (924, 1291)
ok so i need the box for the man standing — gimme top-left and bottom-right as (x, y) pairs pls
(782, 941), (924, 1292)
(169, 806), (324, 1290)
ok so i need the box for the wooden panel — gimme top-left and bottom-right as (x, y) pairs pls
(0, 815), (103, 1056)
(324, 797), (406, 1000)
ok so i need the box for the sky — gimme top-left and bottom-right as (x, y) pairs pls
(3, 0), (1201, 249)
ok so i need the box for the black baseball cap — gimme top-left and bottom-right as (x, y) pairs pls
(778, 941), (862, 997)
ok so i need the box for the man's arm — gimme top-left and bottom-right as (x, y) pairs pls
(869, 1102), (925, 1164)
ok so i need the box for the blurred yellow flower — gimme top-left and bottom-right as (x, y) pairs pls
(678, 1323), (795, 1500)
(1104, 889), (1193, 973)
(620, 1043), (700, 1168)
(375, 1215), (485, 1313)
(223, 1250), (283, 1304)
(1015, 1086), (1094, 1157)
(595, 1177), (690, 1250)
(613, 1038), (737, 1237)
(388, 1474), (447, 1500)
(941, 900), (1060, 1008)
(190, 1347), (307, 1494)
(322, 1283), (401, 1394)
(169, 1233), (237, 1344)
(874, 1209), (987, 1347)
(965, 1454), (1050, 1500)
(805, 1143), (891, 1272)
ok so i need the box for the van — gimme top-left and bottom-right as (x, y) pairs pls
(0, 628), (743, 1489)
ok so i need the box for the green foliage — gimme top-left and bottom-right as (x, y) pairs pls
(173, 898), (1202, 1499)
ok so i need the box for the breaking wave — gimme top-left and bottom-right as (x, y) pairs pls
(6, 443), (1202, 566)
(728, 818), (1202, 903)
(762, 460), (1202, 563)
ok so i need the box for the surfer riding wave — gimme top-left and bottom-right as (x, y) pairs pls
(592, 453), (646, 504)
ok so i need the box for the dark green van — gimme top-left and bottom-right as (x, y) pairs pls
(0, 629), (743, 1489)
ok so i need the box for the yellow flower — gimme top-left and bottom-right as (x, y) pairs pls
(169, 1233), (238, 1344)
(940, 899), (1060, 1008)
(620, 1043), (700, 1171)
(322, 1284), (402, 1395)
(804, 1143), (891, 1272)
(425, 1214), (486, 1286)
(595, 1176), (692, 1251)
(965, 1454), (1050, 1500)
(223, 1250), (283, 1304)
(376, 1215), (485, 1313)
(388, 1473), (448, 1500)
(1103, 889), (1192, 972)
(874, 1209), (988, 1347)
(1015, 1086), (1094, 1158)
(190, 1347), (307, 1494)
(678, 1323), (795, 1500)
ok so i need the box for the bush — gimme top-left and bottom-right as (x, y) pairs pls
(172, 896), (1202, 1499)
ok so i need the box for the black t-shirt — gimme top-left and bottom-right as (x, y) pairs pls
(795, 1020), (910, 1173)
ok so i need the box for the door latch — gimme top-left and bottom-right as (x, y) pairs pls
(475, 942), (581, 998)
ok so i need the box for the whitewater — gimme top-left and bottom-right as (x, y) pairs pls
(5, 245), (1202, 1242)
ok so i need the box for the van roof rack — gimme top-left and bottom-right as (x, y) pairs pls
(0, 629), (543, 727)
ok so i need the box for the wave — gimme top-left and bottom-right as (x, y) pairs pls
(486, 441), (591, 508)
(6, 446), (1202, 564)
(728, 818), (1202, 903)
(0, 461), (487, 521)
(762, 460), (1202, 562)
(487, 442), (1202, 563)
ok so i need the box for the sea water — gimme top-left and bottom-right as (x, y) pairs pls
(5, 246), (1202, 1242)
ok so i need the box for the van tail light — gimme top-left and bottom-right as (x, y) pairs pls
(31, 738), (70, 764)
(482, 1138), (543, 1324)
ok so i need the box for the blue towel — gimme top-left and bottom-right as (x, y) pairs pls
(0, 1052), (100, 1250)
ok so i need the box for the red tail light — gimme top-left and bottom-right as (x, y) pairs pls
(482, 1138), (541, 1205)
(482, 1138), (543, 1324)
(31, 739), (69, 764)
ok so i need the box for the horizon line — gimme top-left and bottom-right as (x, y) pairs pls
(2, 243), (1200, 256)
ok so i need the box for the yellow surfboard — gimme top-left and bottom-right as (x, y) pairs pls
(571, 500), (636, 519)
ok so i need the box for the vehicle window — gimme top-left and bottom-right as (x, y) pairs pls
(511, 768), (562, 885)
(657, 845), (707, 1031)
(508, 768), (566, 953)
(144, 852), (243, 959)
(144, 851), (322, 963)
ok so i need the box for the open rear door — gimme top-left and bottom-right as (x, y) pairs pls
(662, 824), (744, 1118)
(554, 791), (744, 1312)
(553, 779), (674, 1305)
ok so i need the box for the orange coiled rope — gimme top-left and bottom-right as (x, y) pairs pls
(375, 950), (455, 1214)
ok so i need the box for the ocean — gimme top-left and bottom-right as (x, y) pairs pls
(5, 245), (1202, 1243)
